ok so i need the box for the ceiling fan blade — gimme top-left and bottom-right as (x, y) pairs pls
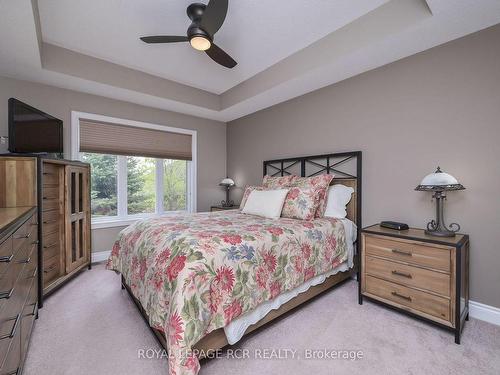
(140, 36), (188, 44)
(200, 0), (228, 36)
(205, 43), (237, 68)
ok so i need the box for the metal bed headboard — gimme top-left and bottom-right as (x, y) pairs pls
(263, 151), (362, 281)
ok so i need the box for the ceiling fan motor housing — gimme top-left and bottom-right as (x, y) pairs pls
(187, 3), (212, 42)
(187, 3), (206, 21)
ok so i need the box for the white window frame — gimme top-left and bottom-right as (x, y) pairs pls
(70, 111), (197, 229)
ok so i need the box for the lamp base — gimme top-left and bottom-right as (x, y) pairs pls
(220, 200), (234, 208)
(425, 191), (460, 238)
(424, 228), (456, 237)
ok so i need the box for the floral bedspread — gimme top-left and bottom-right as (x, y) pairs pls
(106, 210), (347, 375)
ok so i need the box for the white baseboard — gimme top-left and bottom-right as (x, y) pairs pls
(92, 250), (111, 263)
(469, 300), (500, 326)
(88, 250), (500, 327)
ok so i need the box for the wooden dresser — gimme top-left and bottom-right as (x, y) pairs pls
(360, 224), (469, 344)
(40, 159), (91, 299)
(0, 207), (38, 374)
(0, 156), (91, 309)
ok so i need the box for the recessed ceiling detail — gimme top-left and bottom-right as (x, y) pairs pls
(1, 0), (500, 122)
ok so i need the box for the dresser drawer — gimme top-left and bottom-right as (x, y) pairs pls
(42, 186), (59, 200)
(42, 209), (60, 226)
(43, 255), (60, 286)
(0, 239), (13, 278)
(0, 313), (21, 375)
(365, 256), (450, 296)
(42, 197), (59, 211)
(20, 277), (37, 358)
(42, 219), (59, 237)
(42, 231), (60, 260)
(41, 187), (60, 212)
(0, 242), (32, 299)
(365, 275), (450, 322)
(12, 216), (37, 254)
(365, 235), (450, 272)
(42, 163), (60, 186)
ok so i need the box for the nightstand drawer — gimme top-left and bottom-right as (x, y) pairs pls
(365, 236), (450, 272)
(365, 275), (450, 322)
(365, 256), (450, 296)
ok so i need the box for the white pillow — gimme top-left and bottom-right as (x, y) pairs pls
(242, 189), (289, 219)
(324, 184), (354, 219)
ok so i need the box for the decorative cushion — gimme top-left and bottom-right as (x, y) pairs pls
(241, 189), (290, 219)
(262, 175), (297, 189)
(281, 187), (320, 221)
(323, 184), (355, 219)
(290, 174), (335, 218)
(239, 186), (265, 209)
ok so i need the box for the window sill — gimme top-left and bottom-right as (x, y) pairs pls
(91, 212), (188, 229)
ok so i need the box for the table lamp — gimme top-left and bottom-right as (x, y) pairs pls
(415, 167), (465, 237)
(219, 177), (235, 207)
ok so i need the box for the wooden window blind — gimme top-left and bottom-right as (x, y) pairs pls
(79, 120), (192, 160)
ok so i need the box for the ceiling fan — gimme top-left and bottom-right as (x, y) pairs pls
(140, 0), (237, 69)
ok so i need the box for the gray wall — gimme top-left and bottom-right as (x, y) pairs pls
(227, 24), (500, 308)
(0, 75), (227, 253)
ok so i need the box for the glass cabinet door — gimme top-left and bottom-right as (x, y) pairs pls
(65, 166), (90, 273)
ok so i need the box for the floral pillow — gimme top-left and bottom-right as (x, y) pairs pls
(290, 174), (335, 218)
(262, 175), (297, 189)
(281, 187), (320, 221)
(239, 186), (265, 209)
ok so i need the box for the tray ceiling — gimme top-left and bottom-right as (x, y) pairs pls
(1, 0), (500, 121)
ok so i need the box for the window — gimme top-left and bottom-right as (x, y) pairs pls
(81, 153), (118, 217)
(82, 153), (190, 222)
(127, 156), (156, 215)
(72, 111), (196, 228)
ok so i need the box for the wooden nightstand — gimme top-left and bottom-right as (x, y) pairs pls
(210, 205), (239, 212)
(359, 224), (469, 344)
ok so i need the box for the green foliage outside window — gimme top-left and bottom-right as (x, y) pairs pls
(82, 153), (117, 217)
(82, 153), (188, 218)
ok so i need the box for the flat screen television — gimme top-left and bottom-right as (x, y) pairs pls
(8, 98), (63, 154)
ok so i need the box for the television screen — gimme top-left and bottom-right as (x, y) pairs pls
(8, 98), (63, 153)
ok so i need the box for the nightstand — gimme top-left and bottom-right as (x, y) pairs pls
(210, 205), (239, 212)
(359, 224), (469, 344)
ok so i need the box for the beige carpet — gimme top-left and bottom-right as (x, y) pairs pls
(24, 263), (500, 375)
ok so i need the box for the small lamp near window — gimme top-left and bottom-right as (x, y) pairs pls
(415, 167), (465, 237)
(219, 177), (235, 207)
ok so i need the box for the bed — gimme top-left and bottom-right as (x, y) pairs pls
(107, 151), (362, 375)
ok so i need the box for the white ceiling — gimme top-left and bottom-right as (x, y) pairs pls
(1, 0), (500, 122)
(38, 0), (387, 94)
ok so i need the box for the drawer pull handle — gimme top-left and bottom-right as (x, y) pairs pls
(391, 291), (412, 302)
(30, 302), (38, 316)
(392, 249), (412, 256)
(43, 172), (54, 175)
(18, 257), (31, 264)
(31, 222), (39, 226)
(42, 196), (56, 200)
(28, 268), (37, 279)
(14, 232), (31, 239)
(0, 314), (20, 340)
(392, 270), (412, 279)
(0, 254), (14, 263)
(32, 240), (39, 245)
(43, 220), (57, 224)
(44, 243), (57, 249)
(0, 288), (14, 299)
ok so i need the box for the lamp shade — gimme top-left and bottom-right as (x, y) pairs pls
(415, 167), (465, 191)
(219, 178), (235, 187)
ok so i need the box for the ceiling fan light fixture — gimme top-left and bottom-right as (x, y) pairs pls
(190, 36), (211, 51)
